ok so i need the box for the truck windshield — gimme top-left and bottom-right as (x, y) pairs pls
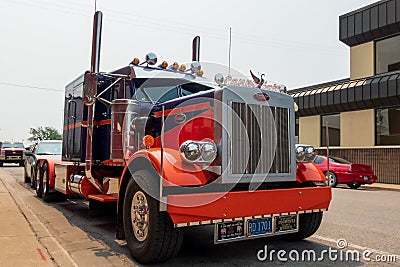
(136, 86), (179, 102)
(2, 143), (24, 149)
(133, 78), (211, 102)
(37, 142), (62, 155)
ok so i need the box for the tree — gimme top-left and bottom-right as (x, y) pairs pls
(28, 126), (62, 143)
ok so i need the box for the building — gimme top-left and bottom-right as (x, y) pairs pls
(289, 0), (400, 184)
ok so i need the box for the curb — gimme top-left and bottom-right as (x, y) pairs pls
(0, 169), (79, 267)
(362, 184), (400, 193)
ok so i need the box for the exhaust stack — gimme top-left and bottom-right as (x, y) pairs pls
(90, 11), (103, 73)
(84, 11), (104, 194)
(192, 36), (200, 62)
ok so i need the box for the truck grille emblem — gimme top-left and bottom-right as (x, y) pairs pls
(253, 92), (270, 102)
(174, 113), (187, 124)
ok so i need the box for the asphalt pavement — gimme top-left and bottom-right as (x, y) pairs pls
(0, 166), (132, 267)
(1, 165), (399, 266)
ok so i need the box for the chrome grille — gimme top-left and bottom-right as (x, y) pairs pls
(231, 102), (290, 175)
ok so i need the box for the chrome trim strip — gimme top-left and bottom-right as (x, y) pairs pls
(174, 209), (326, 228)
(159, 106), (166, 212)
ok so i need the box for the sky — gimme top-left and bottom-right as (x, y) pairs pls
(0, 0), (377, 143)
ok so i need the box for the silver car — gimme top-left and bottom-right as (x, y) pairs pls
(24, 140), (62, 187)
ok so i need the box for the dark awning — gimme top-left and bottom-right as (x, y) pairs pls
(289, 71), (400, 116)
(340, 0), (400, 47)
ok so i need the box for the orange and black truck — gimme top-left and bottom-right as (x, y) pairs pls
(31, 11), (331, 263)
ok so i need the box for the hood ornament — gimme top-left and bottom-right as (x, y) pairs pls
(250, 70), (265, 89)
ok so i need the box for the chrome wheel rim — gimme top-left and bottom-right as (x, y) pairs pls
(131, 191), (149, 241)
(326, 173), (335, 186)
(31, 168), (35, 187)
(43, 169), (47, 194)
(36, 170), (40, 193)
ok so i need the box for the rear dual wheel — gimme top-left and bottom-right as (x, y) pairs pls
(30, 166), (36, 189)
(123, 170), (183, 263)
(35, 163), (52, 202)
(24, 164), (30, 183)
(35, 164), (42, 198)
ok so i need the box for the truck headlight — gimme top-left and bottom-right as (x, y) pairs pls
(180, 140), (217, 163)
(295, 146), (305, 162)
(305, 146), (316, 162)
(295, 144), (316, 162)
(201, 143), (217, 162)
(180, 141), (201, 161)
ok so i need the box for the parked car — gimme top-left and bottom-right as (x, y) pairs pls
(313, 155), (377, 189)
(24, 140), (62, 186)
(0, 141), (26, 167)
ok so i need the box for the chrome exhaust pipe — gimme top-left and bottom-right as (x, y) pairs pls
(84, 11), (104, 194)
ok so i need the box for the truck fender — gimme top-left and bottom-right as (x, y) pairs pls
(116, 148), (211, 240)
(123, 148), (210, 187)
(296, 162), (326, 183)
(36, 158), (60, 187)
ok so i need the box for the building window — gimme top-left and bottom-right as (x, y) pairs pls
(376, 107), (400, 145)
(376, 34), (400, 74)
(321, 114), (340, 147)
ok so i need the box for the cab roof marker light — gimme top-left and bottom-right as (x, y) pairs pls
(158, 61), (168, 69)
(130, 58), (140, 66)
(170, 62), (179, 70)
(179, 65), (187, 72)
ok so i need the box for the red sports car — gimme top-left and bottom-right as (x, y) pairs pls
(313, 155), (377, 189)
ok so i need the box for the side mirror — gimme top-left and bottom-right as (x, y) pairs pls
(83, 72), (98, 106)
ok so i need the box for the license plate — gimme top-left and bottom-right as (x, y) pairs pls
(216, 221), (244, 241)
(247, 218), (272, 237)
(275, 215), (297, 233)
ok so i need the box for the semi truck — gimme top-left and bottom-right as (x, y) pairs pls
(31, 11), (331, 263)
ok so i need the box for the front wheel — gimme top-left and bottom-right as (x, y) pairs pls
(347, 182), (361, 189)
(123, 170), (183, 263)
(282, 212), (323, 241)
(0, 161), (3, 167)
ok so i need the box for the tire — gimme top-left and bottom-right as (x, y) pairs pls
(123, 170), (183, 263)
(30, 166), (36, 189)
(42, 163), (52, 202)
(282, 212), (323, 241)
(325, 172), (338, 187)
(19, 161), (24, 167)
(35, 164), (43, 198)
(24, 165), (31, 183)
(347, 182), (361, 189)
(0, 161), (3, 167)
